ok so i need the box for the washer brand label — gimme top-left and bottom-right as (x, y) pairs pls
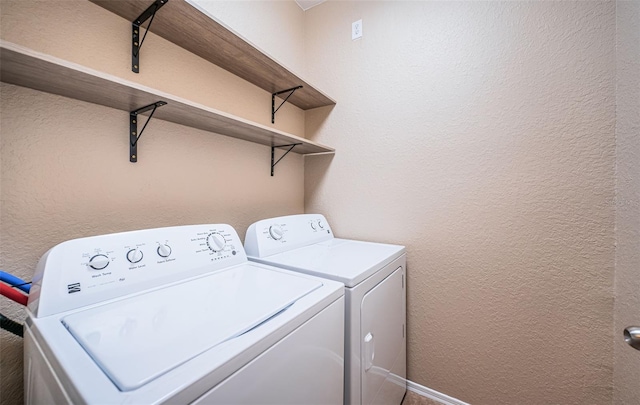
(67, 283), (81, 294)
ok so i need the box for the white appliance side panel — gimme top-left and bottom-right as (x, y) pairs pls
(360, 266), (406, 405)
(24, 327), (72, 405)
(193, 297), (345, 405)
(61, 264), (322, 392)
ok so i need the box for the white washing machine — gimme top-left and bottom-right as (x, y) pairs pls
(245, 214), (406, 405)
(24, 224), (344, 404)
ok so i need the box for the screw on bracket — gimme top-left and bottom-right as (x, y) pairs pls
(129, 101), (167, 162)
(132, 0), (169, 73)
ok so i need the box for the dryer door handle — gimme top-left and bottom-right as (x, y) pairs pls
(364, 332), (375, 372)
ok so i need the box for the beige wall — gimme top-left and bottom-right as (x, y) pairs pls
(189, 0), (307, 75)
(1, 1), (631, 405)
(614, 1), (640, 404)
(304, 1), (616, 404)
(0, 1), (306, 404)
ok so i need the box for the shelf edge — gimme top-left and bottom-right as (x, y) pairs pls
(0, 40), (334, 155)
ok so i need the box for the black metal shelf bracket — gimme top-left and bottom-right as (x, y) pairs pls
(130, 101), (167, 162)
(271, 86), (302, 124)
(132, 0), (169, 73)
(271, 143), (302, 176)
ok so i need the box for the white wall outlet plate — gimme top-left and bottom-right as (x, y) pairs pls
(352, 19), (362, 40)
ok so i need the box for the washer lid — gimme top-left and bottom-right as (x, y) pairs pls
(253, 239), (405, 288)
(61, 264), (322, 392)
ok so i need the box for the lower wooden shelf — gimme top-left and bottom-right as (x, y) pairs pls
(0, 41), (335, 156)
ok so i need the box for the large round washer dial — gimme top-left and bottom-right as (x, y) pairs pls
(157, 244), (172, 258)
(88, 254), (110, 270)
(269, 225), (284, 240)
(207, 232), (227, 252)
(126, 248), (144, 263)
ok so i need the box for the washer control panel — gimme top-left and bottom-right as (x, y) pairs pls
(244, 214), (333, 258)
(30, 224), (246, 318)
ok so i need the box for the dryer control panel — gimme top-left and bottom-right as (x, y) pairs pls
(244, 214), (333, 258)
(29, 224), (246, 318)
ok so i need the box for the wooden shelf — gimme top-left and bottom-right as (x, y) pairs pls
(88, 0), (336, 111)
(0, 41), (335, 156)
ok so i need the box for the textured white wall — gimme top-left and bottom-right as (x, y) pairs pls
(0, 1), (306, 404)
(614, 1), (640, 403)
(304, 2), (616, 404)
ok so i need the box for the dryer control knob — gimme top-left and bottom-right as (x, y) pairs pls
(157, 244), (172, 258)
(269, 225), (284, 240)
(88, 254), (110, 270)
(126, 248), (144, 263)
(207, 232), (226, 252)
(310, 221), (317, 230)
(317, 220), (325, 229)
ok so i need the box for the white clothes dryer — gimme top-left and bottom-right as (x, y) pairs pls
(24, 224), (344, 404)
(245, 214), (406, 405)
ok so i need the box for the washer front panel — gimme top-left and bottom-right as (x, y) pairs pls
(30, 224), (246, 318)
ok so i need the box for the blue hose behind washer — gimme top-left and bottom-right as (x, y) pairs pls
(0, 271), (31, 293)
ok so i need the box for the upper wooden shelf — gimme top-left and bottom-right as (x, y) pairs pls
(88, 0), (336, 111)
(0, 41), (334, 155)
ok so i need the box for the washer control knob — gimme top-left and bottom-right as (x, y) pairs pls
(88, 254), (110, 270)
(157, 244), (172, 258)
(207, 232), (226, 252)
(317, 220), (325, 229)
(269, 225), (284, 240)
(310, 221), (317, 230)
(126, 248), (144, 263)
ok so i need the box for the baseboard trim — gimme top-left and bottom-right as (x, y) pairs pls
(406, 380), (470, 405)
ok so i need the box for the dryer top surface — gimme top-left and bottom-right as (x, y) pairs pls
(251, 239), (405, 287)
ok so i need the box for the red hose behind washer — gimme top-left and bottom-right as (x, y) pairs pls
(0, 283), (28, 306)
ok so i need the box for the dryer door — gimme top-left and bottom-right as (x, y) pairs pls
(360, 266), (406, 405)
